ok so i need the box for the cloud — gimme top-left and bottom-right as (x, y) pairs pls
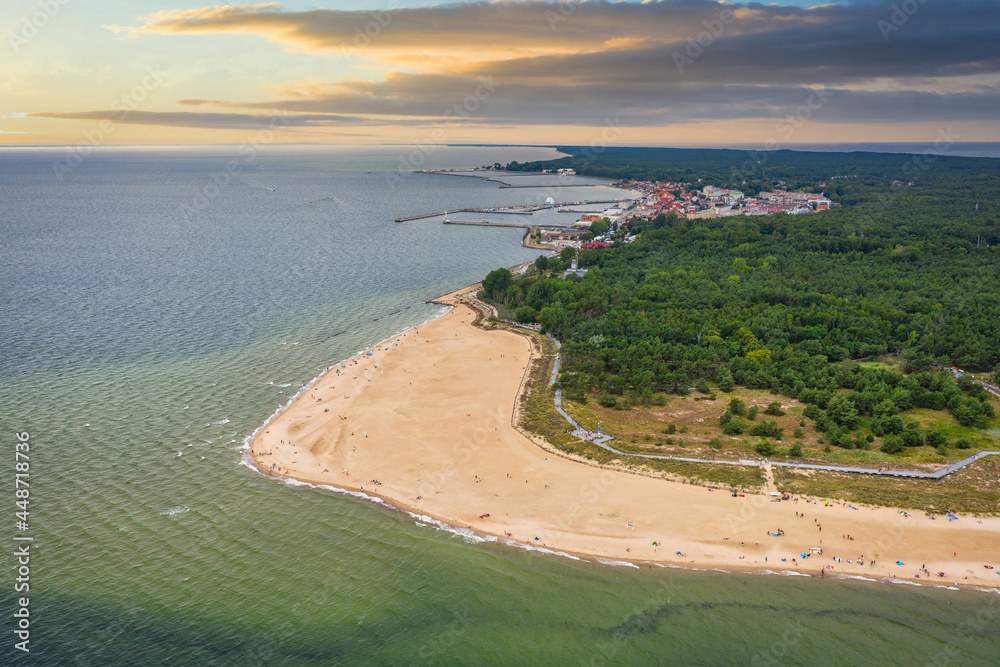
(74, 1), (1000, 132)
(28, 110), (365, 130)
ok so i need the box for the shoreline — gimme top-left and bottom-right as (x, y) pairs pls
(245, 299), (1000, 593)
(239, 461), (1000, 596)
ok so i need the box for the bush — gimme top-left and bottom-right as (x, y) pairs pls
(901, 426), (924, 448)
(789, 443), (803, 457)
(728, 398), (746, 416)
(598, 393), (619, 409)
(764, 401), (785, 416)
(925, 431), (946, 448)
(955, 438), (973, 450)
(651, 394), (667, 406)
(749, 420), (783, 439)
(666, 423), (676, 435)
(881, 435), (905, 454)
(747, 406), (759, 421)
(695, 378), (711, 394)
(721, 418), (744, 436)
(755, 440), (777, 457)
(793, 428), (804, 439)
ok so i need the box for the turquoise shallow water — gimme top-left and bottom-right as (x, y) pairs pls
(1, 145), (998, 665)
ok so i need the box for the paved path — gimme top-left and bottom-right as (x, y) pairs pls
(464, 294), (1000, 480)
(541, 329), (999, 479)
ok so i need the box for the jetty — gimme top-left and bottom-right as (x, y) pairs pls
(394, 199), (631, 222)
(395, 206), (541, 222)
(498, 183), (600, 189)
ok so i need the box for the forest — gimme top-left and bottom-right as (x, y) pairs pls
(484, 147), (1000, 454)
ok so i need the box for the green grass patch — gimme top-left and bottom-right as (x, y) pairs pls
(774, 458), (1000, 516)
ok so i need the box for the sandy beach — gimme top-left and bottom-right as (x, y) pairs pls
(249, 299), (1000, 590)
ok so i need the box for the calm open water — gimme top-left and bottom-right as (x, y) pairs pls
(1, 145), (997, 666)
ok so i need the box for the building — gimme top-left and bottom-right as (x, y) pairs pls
(540, 229), (581, 245)
(563, 257), (589, 278)
(759, 189), (826, 206)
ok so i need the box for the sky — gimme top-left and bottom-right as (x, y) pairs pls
(2, 0), (999, 147)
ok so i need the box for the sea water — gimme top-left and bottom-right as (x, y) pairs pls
(1, 145), (997, 665)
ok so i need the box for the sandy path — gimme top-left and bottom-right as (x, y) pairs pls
(249, 303), (1000, 590)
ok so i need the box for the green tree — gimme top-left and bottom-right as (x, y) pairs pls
(483, 268), (513, 302)
(764, 401), (785, 416)
(828, 395), (859, 430)
(728, 398), (746, 416)
(514, 306), (538, 323)
(590, 218), (610, 236)
(717, 368), (735, 393)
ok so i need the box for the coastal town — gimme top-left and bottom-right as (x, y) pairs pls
(401, 170), (837, 252)
(538, 179), (834, 249)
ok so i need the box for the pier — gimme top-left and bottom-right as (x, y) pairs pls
(498, 183), (602, 189)
(395, 206), (543, 222)
(394, 199), (631, 222)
